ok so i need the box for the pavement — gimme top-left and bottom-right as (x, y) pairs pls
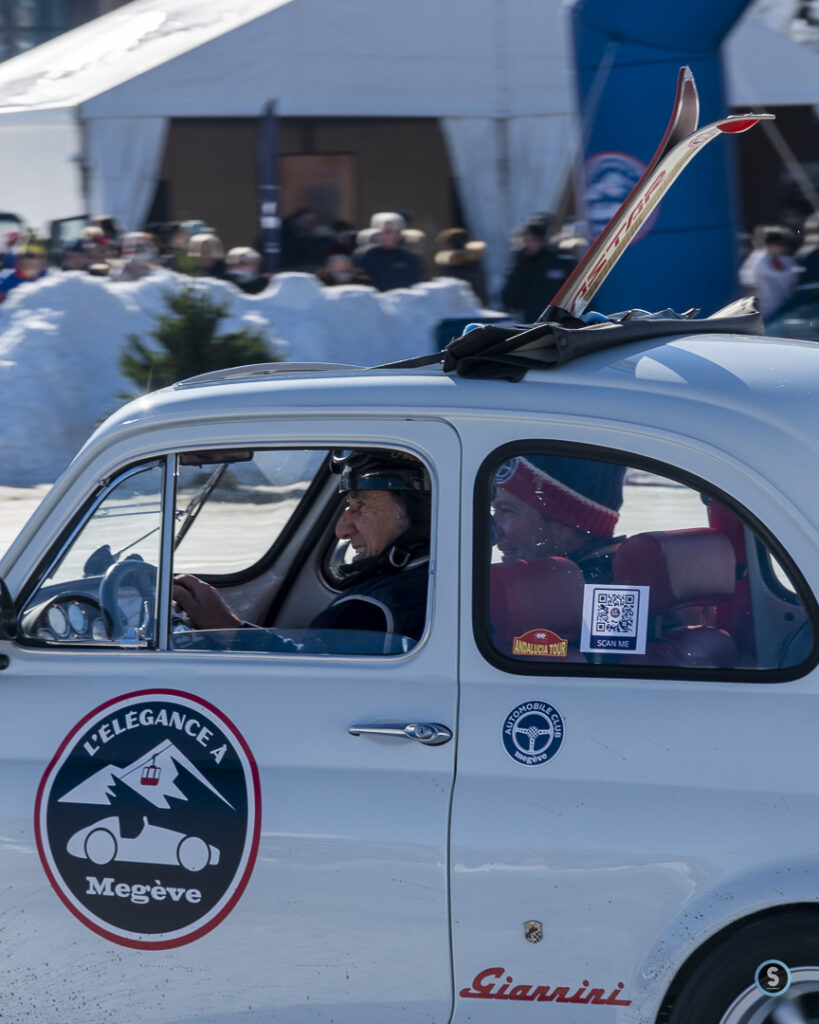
(0, 485), (52, 560)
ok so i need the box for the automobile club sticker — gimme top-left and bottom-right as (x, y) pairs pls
(502, 700), (564, 766)
(35, 690), (261, 949)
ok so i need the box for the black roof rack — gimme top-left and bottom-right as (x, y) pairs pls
(377, 297), (764, 382)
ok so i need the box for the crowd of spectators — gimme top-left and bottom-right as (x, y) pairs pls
(9, 202), (817, 324)
(0, 205), (590, 318)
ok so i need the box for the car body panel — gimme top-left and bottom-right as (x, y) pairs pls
(0, 334), (818, 1021)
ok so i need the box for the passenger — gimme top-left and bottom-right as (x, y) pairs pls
(492, 455), (625, 582)
(173, 450), (430, 645)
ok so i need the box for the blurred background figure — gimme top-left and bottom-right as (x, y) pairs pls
(188, 232), (226, 279)
(87, 215), (120, 246)
(501, 214), (576, 322)
(111, 232), (160, 282)
(82, 226), (115, 276)
(226, 246), (269, 293)
(0, 237), (48, 303)
(316, 249), (372, 287)
(280, 207), (330, 272)
(739, 226), (800, 318)
(553, 219), (590, 264)
(3, 229), (21, 268)
(354, 211), (424, 291)
(59, 238), (93, 272)
(433, 227), (489, 306)
(796, 211), (819, 285)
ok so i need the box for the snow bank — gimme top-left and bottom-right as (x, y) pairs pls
(0, 270), (484, 485)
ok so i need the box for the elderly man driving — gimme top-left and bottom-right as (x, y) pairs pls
(173, 450), (430, 643)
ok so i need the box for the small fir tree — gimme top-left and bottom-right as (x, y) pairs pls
(119, 286), (276, 396)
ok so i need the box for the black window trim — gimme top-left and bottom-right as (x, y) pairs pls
(474, 439), (819, 683)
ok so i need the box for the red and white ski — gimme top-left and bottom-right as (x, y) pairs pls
(540, 66), (772, 322)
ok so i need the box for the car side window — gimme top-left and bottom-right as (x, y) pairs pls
(171, 446), (432, 656)
(481, 448), (816, 676)
(19, 461), (164, 646)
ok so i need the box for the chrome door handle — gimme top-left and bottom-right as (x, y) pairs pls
(348, 722), (452, 745)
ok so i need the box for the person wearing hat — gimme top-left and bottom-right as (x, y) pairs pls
(173, 450), (431, 647)
(354, 212), (425, 292)
(433, 228), (489, 306)
(492, 455), (625, 582)
(501, 215), (576, 323)
(0, 238), (48, 303)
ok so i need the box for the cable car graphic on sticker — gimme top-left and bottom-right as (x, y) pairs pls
(35, 689), (260, 950)
(141, 755), (161, 786)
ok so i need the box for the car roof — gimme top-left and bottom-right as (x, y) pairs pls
(82, 330), (819, 474)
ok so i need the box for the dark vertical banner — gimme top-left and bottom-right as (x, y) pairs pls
(257, 100), (281, 275)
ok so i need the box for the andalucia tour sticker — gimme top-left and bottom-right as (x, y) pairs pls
(35, 690), (261, 949)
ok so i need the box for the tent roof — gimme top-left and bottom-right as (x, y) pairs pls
(0, 0), (292, 115)
(724, 15), (819, 108)
(0, 0), (816, 121)
(0, 0), (575, 120)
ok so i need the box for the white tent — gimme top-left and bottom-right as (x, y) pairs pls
(0, 0), (817, 282)
(0, 0), (577, 285)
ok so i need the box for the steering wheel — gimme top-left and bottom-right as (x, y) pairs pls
(100, 559), (158, 641)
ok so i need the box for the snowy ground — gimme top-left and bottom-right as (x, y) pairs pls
(0, 268), (488, 486)
(0, 484), (50, 559)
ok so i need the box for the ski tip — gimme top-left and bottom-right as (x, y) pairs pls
(718, 114), (775, 134)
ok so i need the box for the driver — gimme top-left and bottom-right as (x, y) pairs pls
(492, 455), (625, 582)
(172, 450), (431, 644)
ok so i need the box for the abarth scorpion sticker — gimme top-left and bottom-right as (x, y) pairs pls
(35, 690), (261, 949)
(502, 701), (564, 766)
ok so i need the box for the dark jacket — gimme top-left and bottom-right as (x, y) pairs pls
(501, 247), (576, 322)
(355, 245), (424, 292)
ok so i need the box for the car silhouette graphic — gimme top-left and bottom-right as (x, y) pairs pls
(67, 815), (220, 872)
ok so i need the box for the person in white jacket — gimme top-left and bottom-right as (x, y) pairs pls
(739, 227), (801, 318)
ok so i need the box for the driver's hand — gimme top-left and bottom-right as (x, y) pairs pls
(172, 574), (242, 630)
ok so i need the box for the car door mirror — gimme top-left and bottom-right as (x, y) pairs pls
(0, 578), (17, 641)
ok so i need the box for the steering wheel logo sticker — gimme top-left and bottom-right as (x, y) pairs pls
(35, 690), (261, 949)
(502, 701), (565, 766)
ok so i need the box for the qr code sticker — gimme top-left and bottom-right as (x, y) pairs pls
(593, 589), (638, 637)
(580, 584), (649, 654)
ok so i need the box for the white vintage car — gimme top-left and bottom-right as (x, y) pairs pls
(0, 305), (817, 1023)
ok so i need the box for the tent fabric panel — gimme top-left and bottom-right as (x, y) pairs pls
(83, 116), (169, 232)
(0, 120), (84, 229)
(441, 113), (576, 299)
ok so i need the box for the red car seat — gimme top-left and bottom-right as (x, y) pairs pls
(612, 529), (738, 668)
(490, 557), (586, 661)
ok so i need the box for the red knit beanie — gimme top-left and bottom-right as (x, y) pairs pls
(495, 455), (624, 538)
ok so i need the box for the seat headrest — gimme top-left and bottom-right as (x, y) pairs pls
(612, 529), (736, 615)
(490, 557), (585, 645)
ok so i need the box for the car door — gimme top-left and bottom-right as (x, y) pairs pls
(451, 422), (819, 1021)
(0, 417), (459, 1024)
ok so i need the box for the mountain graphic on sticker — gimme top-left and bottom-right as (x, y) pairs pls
(512, 629), (568, 657)
(58, 741), (234, 810)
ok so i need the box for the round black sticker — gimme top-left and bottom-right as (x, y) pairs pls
(35, 690), (260, 949)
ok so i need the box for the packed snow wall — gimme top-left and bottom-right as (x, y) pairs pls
(0, 271), (484, 485)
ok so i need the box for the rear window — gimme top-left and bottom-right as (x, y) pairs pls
(477, 446), (816, 677)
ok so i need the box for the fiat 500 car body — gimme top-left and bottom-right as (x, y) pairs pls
(1, 326), (818, 1024)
